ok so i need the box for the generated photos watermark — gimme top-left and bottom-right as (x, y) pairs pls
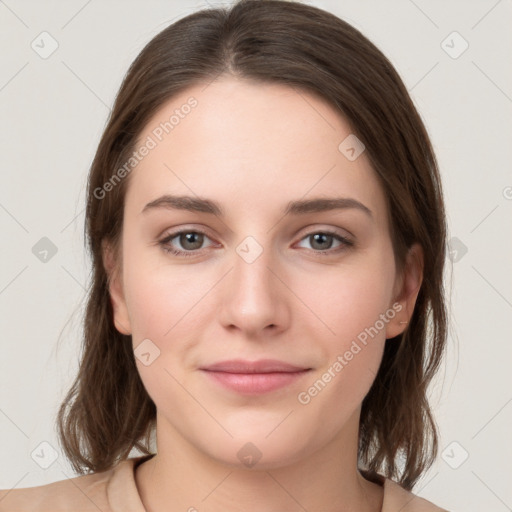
(297, 302), (403, 405)
(94, 96), (198, 200)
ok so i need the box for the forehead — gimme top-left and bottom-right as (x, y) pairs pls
(126, 77), (388, 225)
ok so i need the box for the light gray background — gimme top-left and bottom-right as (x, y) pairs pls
(1, 1), (511, 510)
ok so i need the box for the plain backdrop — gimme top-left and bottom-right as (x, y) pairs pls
(1, 1), (511, 510)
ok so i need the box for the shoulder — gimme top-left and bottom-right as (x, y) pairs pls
(382, 478), (450, 512)
(0, 460), (126, 512)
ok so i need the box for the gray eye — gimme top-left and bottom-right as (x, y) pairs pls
(176, 232), (205, 250)
(308, 233), (335, 251)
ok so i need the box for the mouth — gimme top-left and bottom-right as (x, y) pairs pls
(200, 358), (310, 373)
(200, 359), (312, 394)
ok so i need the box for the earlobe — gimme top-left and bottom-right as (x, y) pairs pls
(102, 239), (132, 336)
(385, 243), (424, 340)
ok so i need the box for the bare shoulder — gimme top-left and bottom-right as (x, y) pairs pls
(383, 478), (450, 512)
(0, 467), (114, 512)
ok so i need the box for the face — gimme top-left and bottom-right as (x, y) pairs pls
(104, 77), (422, 469)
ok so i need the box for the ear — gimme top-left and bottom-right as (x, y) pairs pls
(102, 239), (132, 335)
(385, 243), (424, 340)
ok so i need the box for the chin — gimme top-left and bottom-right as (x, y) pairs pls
(194, 429), (312, 472)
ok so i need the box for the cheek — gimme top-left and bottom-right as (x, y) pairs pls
(123, 254), (222, 400)
(295, 256), (395, 345)
(293, 269), (390, 429)
(122, 242), (214, 340)
(291, 253), (395, 399)
(122, 259), (209, 407)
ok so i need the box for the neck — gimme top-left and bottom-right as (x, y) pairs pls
(135, 409), (384, 512)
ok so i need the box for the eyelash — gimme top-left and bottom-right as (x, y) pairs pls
(158, 229), (354, 258)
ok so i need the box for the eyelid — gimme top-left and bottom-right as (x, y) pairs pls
(159, 227), (217, 253)
(294, 223), (353, 241)
(158, 224), (355, 259)
(293, 229), (353, 252)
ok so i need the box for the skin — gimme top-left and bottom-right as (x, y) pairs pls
(103, 77), (423, 512)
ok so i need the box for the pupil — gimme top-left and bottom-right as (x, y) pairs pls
(312, 233), (332, 250)
(181, 232), (203, 250)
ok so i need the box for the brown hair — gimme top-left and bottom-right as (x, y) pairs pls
(56, 0), (448, 491)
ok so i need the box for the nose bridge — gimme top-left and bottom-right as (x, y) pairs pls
(233, 234), (277, 304)
(220, 234), (286, 333)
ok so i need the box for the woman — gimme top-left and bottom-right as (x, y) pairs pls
(0, 0), (450, 510)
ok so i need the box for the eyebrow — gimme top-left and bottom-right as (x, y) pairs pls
(141, 194), (373, 218)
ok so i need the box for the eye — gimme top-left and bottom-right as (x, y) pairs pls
(159, 230), (215, 257)
(296, 230), (353, 254)
(158, 228), (354, 258)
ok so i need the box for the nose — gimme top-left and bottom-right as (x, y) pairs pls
(218, 240), (290, 338)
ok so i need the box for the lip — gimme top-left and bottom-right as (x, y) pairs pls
(200, 359), (310, 373)
(200, 359), (312, 394)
